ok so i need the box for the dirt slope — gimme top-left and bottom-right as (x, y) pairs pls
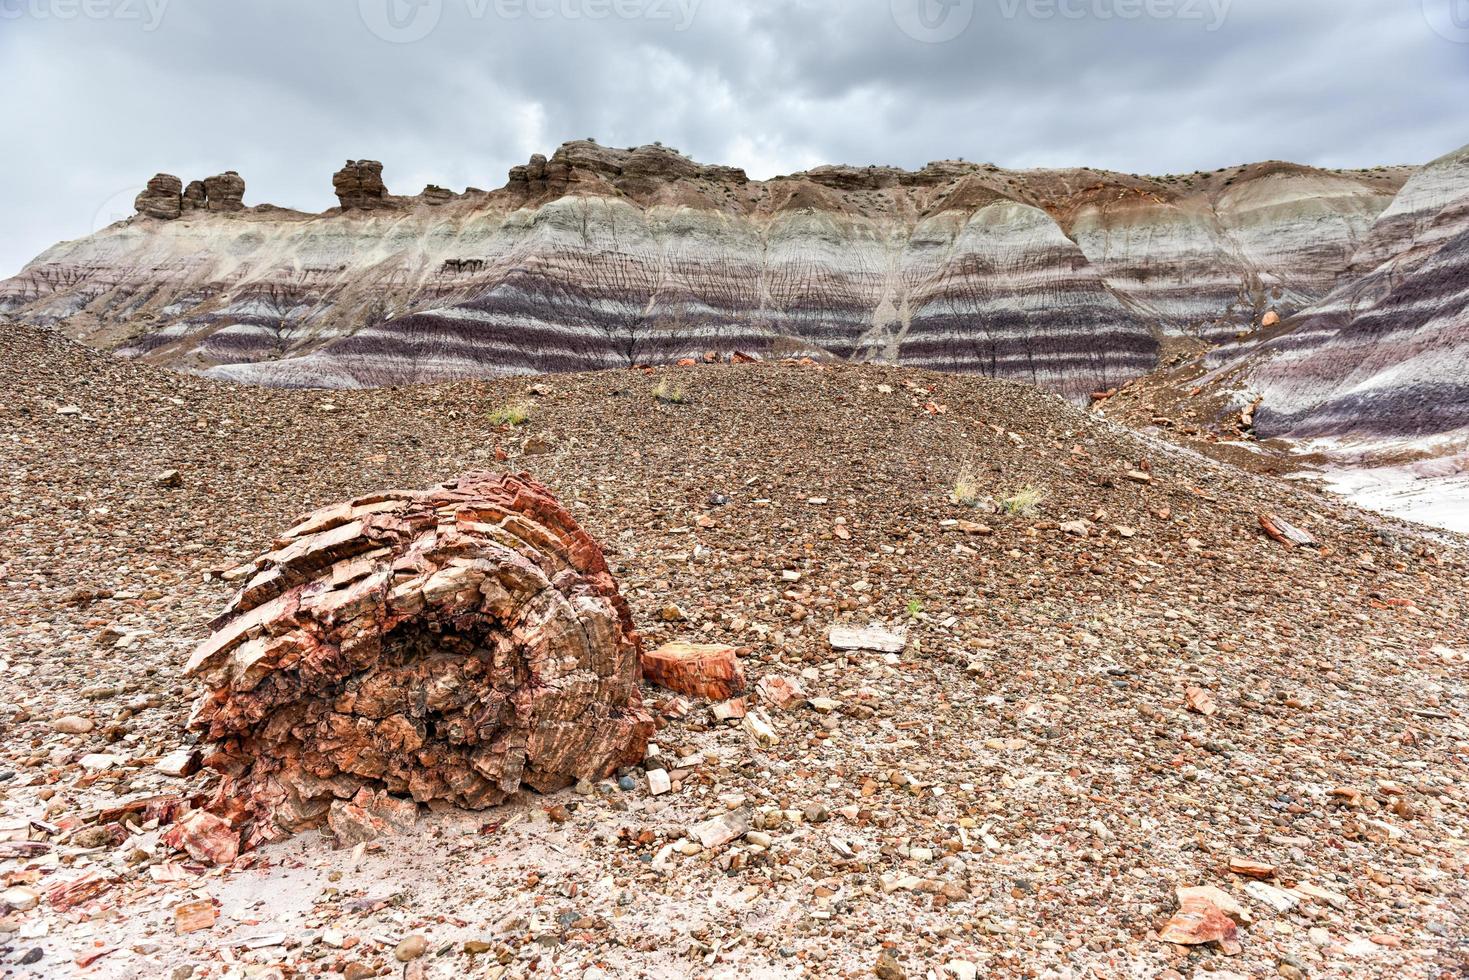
(0, 325), (1465, 978)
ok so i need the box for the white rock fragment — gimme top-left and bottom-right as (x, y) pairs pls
(156, 749), (202, 778)
(741, 709), (779, 748)
(690, 809), (750, 849)
(1245, 880), (1300, 913)
(2, 886), (39, 911)
(828, 624), (907, 653)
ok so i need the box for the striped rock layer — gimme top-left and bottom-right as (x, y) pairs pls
(185, 471), (654, 852)
(0, 142), (1414, 401)
(1208, 143), (1469, 444)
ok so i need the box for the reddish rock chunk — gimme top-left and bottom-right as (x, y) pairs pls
(642, 642), (746, 701)
(177, 472), (652, 859)
(1159, 890), (1240, 952)
(1260, 512), (1317, 548)
(174, 899), (218, 934)
(161, 809), (240, 866)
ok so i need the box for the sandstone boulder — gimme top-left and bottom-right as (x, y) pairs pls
(202, 171), (246, 211)
(182, 471), (654, 856)
(183, 180), (208, 210)
(134, 173), (183, 220)
(333, 159), (391, 209)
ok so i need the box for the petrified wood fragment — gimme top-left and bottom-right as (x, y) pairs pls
(185, 472), (653, 854)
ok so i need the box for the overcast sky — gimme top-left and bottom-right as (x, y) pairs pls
(1, 0), (1465, 277)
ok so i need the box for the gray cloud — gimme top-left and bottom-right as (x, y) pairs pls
(1, 0), (1465, 277)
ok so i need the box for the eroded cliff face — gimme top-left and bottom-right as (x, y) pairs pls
(1204, 144), (1469, 445)
(0, 142), (1412, 400)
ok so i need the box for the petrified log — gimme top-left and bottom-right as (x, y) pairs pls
(642, 642), (745, 701)
(184, 472), (653, 854)
(1259, 512), (1317, 549)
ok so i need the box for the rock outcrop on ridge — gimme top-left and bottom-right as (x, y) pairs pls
(184, 470), (654, 853)
(332, 159), (392, 210)
(133, 171), (247, 219)
(0, 141), (1418, 402)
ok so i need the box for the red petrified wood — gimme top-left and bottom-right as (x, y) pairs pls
(641, 642), (746, 701)
(181, 472), (653, 857)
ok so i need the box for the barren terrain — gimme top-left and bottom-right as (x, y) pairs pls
(1, 325), (1466, 978)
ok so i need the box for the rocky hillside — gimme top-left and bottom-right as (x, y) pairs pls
(1, 324), (1466, 977)
(1231, 143), (1469, 445)
(1098, 143), (1469, 476)
(0, 142), (1411, 400)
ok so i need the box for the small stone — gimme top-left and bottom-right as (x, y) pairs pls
(157, 749), (203, 778)
(1228, 856), (1276, 879)
(875, 949), (906, 979)
(154, 469), (183, 488)
(160, 809), (240, 865)
(741, 709), (779, 748)
(1245, 880), (1300, 913)
(3, 885), (40, 911)
(51, 715), (95, 734)
(647, 770), (672, 795)
(617, 775), (636, 791)
(690, 809), (750, 849)
(19, 949), (43, 966)
(711, 698), (748, 721)
(174, 899), (217, 934)
(395, 935), (429, 961)
(829, 625), (906, 654)
(642, 642), (745, 700)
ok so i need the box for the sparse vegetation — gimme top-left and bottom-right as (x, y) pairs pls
(1002, 485), (1045, 517)
(951, 469), (982, 507)
(487, 401), (532, 427)
(653, 377), (688, 405)
(905, 599), (925, 619)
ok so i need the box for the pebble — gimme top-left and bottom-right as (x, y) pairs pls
(394, 934), (429, 961)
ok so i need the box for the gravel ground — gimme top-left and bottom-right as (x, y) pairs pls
(1, 325), (1466, 979)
